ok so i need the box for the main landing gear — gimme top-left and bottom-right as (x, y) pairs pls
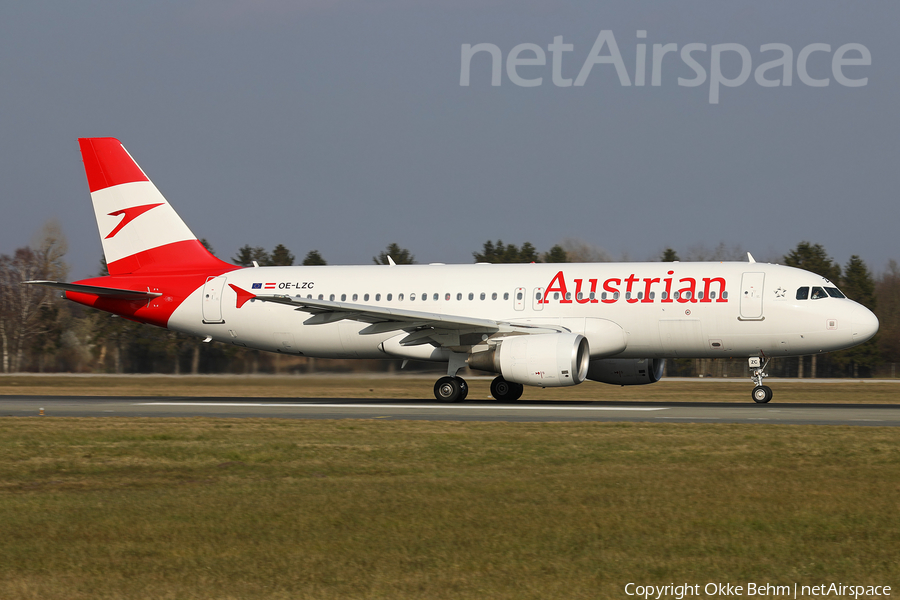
(749, 356), (773, 404)
(434, 376), (468, 402)
(431, 375), (525, 402)
(490, 376), (523, 402)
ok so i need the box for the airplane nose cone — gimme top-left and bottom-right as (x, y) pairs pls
(851, 306), (879, 344)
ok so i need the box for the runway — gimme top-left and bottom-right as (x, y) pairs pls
(2, 395), (900, 426)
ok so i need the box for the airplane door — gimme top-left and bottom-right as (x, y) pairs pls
(740, 272), (765, 320)
(533, 287), (544, 311)
(514, 287), (525, 311)
(202, 275), (227, 324)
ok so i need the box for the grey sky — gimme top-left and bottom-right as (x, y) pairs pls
(1, 1), (897, 279)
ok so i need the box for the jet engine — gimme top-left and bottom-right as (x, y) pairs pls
(468, 333), (590, 387)
(586, 358), (665, 385)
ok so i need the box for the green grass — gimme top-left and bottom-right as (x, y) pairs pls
(1, 418), (898, 599)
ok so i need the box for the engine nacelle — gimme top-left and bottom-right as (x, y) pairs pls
(469, 333), (590, 387)
(586, 358), (665, 386)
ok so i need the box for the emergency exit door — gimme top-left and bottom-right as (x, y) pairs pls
(202, 276), (227, 324)
(740, 272), (765, 320)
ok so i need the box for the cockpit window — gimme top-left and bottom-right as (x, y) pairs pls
(825, 287), (846, 299)
(810, 286), (827, 300)
(796, 287), (809, 300)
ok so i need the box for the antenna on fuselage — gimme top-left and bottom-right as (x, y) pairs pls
(747, 252), (757, 263)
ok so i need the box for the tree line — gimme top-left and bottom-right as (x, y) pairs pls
(1, 231), (898, 378)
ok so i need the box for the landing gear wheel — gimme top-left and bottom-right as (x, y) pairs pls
(749, 356), (772, 404)
(752, 386), (773, 404)
(490, 376), (524, 402)
(454, 377), (469, 401)
(434, 376), (464, 403)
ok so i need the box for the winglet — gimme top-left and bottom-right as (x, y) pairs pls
(229, 284), (256, 309)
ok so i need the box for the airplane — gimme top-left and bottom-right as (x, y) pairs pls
(28, 138), (879, 403)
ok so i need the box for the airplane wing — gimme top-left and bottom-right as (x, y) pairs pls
(24, 280), (163, 300)
(235, 286), (563, 348)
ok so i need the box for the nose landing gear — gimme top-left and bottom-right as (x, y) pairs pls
(749, 356), (772, 403)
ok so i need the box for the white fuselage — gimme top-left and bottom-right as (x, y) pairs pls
(167, 261), (878, 362)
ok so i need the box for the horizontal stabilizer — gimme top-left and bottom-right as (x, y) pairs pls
(25, 280), (162, 300)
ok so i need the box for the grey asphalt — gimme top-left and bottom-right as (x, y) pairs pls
(2, 396), (899, 426)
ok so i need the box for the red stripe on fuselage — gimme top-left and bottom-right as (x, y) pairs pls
(79, 138), (150, 193)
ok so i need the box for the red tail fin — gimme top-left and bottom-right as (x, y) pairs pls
(79, 138), (233, 275)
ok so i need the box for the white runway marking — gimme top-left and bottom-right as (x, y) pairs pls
(135, 402), (670, 412)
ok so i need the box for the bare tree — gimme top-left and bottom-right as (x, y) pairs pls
(0, 248), (53, 372)
(0, 222), (70, 372)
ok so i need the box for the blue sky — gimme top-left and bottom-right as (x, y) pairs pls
(1, 1), (897, 278)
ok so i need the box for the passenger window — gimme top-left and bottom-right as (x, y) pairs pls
(318, 294), (324, 300)
(516, 292), (523, 300)
(352, 293), (358, 301)
(410, 293), (416, 300)
(469, 293), (474, 300)
(492, 292), (497, 300)
(445, 293), (450, 301)
(637, 292), (643, 300)
(399, 293), (404, 301)
(709, 291), (716, 299)
(421, 293), (426, 301)
(811, 287), (826, 300)
(504, 292), (509, 300)
(722, 291), (728, 299)
(625, 292), (631, 300)
(535, 292), (542, 300)
(565, 292), (571, 300)
(553, 292), (560, 300)
(796, 287), (809, 300)
(434, 293), (439, 301)
(457, 293), (462, 301)
(480, 292), (486, 300)
(662, 291), (668, 300)
(341, 294), (346, 301)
